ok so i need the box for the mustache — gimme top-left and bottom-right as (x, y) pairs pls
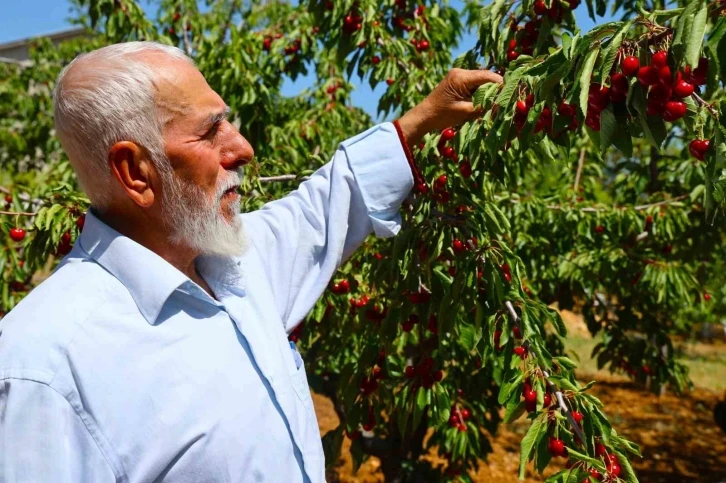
(216, 169), (243, 198)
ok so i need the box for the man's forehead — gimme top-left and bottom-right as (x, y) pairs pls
(154, 58), (224, 125)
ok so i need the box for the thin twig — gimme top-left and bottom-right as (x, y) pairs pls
(258, 174), (310, 183)
(692, 92), (718, 118)
(0, 210), (37, 216)
(182, 23), (193, 56)
(573, 149), (586, 194)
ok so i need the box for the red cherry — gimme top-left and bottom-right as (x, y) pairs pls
(9, 228), (26, 242)
(371, 55), (381, 65)
(402, 320), (414, 332)
(557, 101), (575, 117)
(415, 183), (428, 194)
(637, 66), (659, 86)
(534, 0), (548, 14)
(173, 12), (181, 21)
(507, 50), (519, 62)
(588, 84), (610, 112)
(548, 438), (566, 457)
(508, 39), (518, 50)
(443, 147), (457, 160)
(405, 365), (416, 378)
(494, 330), (503, 351)
(441, 146), (455, 158)
(168, 27), (175, 35)
(606, 462), (621, 477)
(622, 56), (639, 76)
(673, 79), (694, 98)
(689, 139), (710, 160)
(704, 292), (712, 301)
(417, 39), (430, 51)
(651, 50), (668, 69)
(595, 442), (607, 457)
(427, 314), (438, 333)
(515, 100), (530, 115)
(646, 100), (665, 116)
(589, 468), (602, 481)
(441, 128), (456, 141)
(449, 414), (460, 426)
(460, 408), (471, 419)
(658, 65), (673, 86)
(648, 83), (672, 103)
(585, 112), (601, 131)
(524, 389), (537, 404)
(572, 411), (584, 423)
(514, 346), (527, 359)
(458, 423), (467, 431)
(459, 161), (472, 178)
(543, 392), (551, 406)
(525, 93), (535, 107)
(76, 215), (85, 231)
(452, 239), (465, 253)
(263, 37), (272, 51)
(513, 326), (522, 339)
(433, 370), (444, 382)
(663, 100), (686, 121)
(386, 78), (395, 86)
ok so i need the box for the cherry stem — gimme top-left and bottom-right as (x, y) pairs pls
(504, 300), (587, 444)
(692, 92), (719, 118)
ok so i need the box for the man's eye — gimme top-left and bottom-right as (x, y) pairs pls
(204, 122), (220, 139)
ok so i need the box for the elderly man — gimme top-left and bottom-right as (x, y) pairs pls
(0, 42), (500, 482)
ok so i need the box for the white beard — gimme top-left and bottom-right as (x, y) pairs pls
(161, 165), (249, 258)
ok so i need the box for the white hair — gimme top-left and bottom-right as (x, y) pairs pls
(53, 41), (194, 208)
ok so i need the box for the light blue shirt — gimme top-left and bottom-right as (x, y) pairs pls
(0, 123), (413, 483)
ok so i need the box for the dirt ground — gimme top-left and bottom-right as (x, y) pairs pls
(314, 311), (726, 483)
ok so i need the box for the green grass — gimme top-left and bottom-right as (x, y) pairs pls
(561, 334), (726, 394)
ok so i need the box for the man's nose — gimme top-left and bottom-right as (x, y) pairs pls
(220, 124), (254, 170)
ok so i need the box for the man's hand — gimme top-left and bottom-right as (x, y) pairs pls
(397, 68), (503, 148)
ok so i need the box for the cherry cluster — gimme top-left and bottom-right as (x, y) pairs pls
(404, 356), (444, 389)
(636, 52), (706, 121)
(507, 0), (581, 62)
(447, 403), (471, 431)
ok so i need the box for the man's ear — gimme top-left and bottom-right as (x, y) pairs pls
(108, 141), (157, 208)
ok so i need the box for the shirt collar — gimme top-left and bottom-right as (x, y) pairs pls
(79, 210), (191, 325)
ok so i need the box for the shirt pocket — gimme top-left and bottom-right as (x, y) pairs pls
(289, 352), (314, 412)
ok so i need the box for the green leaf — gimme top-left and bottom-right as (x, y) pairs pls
(599, 21), (632, 85)
(672, 0), (708, 68)
(566, 447), (607, 472)
(579, 48), (599, 118)
(599, 107), (617, 152)
(413, 386), (427, 430)
(519, 414), (546, 479)
(458, 321), (482, 351)
(498, 371), (524, 405)
(535, 428), (552, 474)
(496, 68), (524, 109)
(434, 384), (451, 426)
(614, 450), (639, 483)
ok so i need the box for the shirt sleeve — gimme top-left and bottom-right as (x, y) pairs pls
(241, 122), (415, 333)
(0, 378), (117, 482)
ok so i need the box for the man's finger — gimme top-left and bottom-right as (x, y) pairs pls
(456, 68), (504, 93)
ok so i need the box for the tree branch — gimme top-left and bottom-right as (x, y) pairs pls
(504, 301), (587, 444)
(0, 210), (38, 217)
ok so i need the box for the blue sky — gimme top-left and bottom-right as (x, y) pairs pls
(0, 1), (612, 121)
